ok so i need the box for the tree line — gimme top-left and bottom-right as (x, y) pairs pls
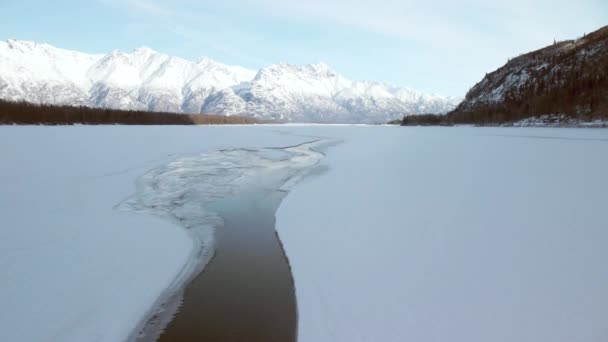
(0, 99), (260, 125)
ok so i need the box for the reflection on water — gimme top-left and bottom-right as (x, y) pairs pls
(121, 137), (338, 341)
(158, 189), (296, 342)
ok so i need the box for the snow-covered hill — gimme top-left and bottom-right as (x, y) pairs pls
(0, 39), (460, 123)
(450, 25), (608, 122)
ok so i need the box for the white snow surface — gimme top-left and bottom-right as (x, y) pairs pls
(274, 126), (608, 342)
(510, 114), (608, 127)
(0, 125), (311, 342)
(0, 39), (460, 123)
(2, 125), (608, 342)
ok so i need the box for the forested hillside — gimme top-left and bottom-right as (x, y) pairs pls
(446, 25), (608, 124)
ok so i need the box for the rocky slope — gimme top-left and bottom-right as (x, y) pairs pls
(449, 25), (608, 123)
(0, 39), (459, 123)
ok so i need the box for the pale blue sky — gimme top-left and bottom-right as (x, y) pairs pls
(1, 0), (607, 96)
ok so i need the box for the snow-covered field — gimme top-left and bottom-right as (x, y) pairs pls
(1, 125), (608, 342)
(509, 114), (608, 127)
(277, 126), (608, 342)
(0, 126), (308, 341)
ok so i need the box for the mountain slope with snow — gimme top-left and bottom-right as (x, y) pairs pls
(0, 39), (459, 123)
(449, 25), (608, 123)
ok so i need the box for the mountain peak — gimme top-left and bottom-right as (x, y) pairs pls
(5, 39), (49, 52)
(133, 46), (157, 55)
(0, 39), (459, 123)
(309, 61), (331, 71)
(196, 56), (215, 65)
(255, 62), (338, 81)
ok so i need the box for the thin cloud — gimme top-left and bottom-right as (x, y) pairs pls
(247, 0), (605, 50)
(113, 0), (606, 52)
(127, 0), (168, 14)
(105, 0), (271, 66)
(95, 0), (608, 95)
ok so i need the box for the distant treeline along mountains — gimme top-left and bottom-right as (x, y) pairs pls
(0, 99), (259, 125)
(403, 25), (608, 126)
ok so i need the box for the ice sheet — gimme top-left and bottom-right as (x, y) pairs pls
(0, 125), (310, 342)
(275, 126), (608, 342)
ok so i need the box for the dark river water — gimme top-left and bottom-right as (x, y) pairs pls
(157, 189), (297, 342)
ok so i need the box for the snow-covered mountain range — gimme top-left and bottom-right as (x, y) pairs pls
(0, 39), (460, 123)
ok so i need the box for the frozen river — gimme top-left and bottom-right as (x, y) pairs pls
(157, 190), (297, 342)
(1, 125), (608, 342)
(118, 138), (335, 341)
